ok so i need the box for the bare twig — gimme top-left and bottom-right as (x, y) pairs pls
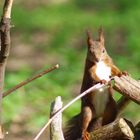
(2, 64), (59, 98)
(33, 82), (109, 140)
(0, 0), (14, 138)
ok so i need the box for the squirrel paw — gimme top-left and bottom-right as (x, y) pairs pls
(118, 71), (128, 77)
(99, 79), (107, 84)
(82, 131), (90, 140)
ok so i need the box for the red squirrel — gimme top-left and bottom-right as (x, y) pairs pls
(64, 28), (126, 140)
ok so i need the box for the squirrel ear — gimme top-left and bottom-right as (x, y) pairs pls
(98, 27), (104, 44)
(87, 30), (94, 47)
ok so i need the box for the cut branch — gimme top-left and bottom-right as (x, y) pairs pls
(114, 75), (140, 105)
(50, 96), (64, 140)
(2, 64), (59, 98)
(90, 118), (134, 140)
(114, 75), (140, 115)
(0, 0), (14, 138)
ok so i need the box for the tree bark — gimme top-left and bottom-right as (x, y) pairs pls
(113, 75), (140, 114)
(114, 75), (140, 105)
(0, 0), (13, 138)
(90, 118), (134, 140)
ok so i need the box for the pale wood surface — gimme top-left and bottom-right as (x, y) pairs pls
(50, 96), (64, 140)
(114, 75), (140, 105)
(90, 118), (134, 140)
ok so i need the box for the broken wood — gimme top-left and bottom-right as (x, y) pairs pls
(50, 96), (64, 140)
(90, 118), (134, 140)
(114, 75), (140, 104)
(113, 75), (140, 114)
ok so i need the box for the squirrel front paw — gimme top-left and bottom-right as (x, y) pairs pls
(82, 131), (90, 140)
(118, 71), (128, 77)
(99, 79), (107, 84)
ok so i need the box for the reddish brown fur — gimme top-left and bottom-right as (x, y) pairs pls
(64, 28), (123, 140)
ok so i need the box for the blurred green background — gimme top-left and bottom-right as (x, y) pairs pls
(1, 0), (140, 139)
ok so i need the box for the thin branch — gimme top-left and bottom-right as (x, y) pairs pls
(33, 82), (109, 140)
(117, 96), (130, 116)
(2, 64), (59, 98)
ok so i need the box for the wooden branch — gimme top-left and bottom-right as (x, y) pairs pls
(90, 118), (134, 140)
(2, 0), (13, 18)
(117, 96), (130, 115)
(0, 0), (13, 63)
(33, 82), (109, 140)
(50, 96), (64, 140)
(114, 75), (140, 106)
(0, 0), (14, 138)
(2, 64), (59, 98)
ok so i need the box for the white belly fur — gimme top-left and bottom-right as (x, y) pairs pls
(96, 61), (111, 81)
(93, 61), (111, 117)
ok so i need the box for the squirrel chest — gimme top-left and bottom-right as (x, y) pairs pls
(95, 61), (111, 82)
(90, 61), (111, 117)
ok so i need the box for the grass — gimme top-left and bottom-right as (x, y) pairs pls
(1, 1), (140, 136)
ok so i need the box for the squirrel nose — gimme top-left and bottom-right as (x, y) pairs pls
(95, 57), (99, 62)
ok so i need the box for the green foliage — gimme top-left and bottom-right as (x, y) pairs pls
(1, 0), (140, 135)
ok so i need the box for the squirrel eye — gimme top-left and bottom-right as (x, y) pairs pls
(102, 49), (105, 53)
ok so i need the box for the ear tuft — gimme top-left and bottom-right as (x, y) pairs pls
(98, 26), (104, 44)
(86, 30), (94, 47)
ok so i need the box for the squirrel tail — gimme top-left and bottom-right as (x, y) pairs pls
(64, 114), (81, 140)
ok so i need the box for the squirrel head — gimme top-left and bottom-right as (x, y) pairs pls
(87, 27), (108, 63)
